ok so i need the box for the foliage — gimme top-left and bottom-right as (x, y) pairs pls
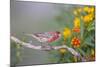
(11, 42), (22, 67)
(50, 6), (95, 63)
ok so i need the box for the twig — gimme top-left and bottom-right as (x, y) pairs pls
(11, 36), (42, 50)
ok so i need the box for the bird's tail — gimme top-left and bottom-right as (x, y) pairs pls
(23, 32), (41, 42)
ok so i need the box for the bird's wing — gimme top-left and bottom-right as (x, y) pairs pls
(34, 32), (53, 39)
(24, 32), (55, 42)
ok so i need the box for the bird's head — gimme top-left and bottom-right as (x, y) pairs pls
(56, 31), (60, 34)
(56, 31), (61, 36)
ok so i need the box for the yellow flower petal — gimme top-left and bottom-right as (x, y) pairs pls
(84, 6), (89, 11)
(63, 28), (71, 37)
(83, 13), (94, 23)
(74, 17), (80, 28)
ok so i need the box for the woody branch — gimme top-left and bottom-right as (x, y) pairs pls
(11, 36), (86, 61)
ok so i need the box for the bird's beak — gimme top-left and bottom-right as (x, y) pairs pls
(59, 34), (61, 37)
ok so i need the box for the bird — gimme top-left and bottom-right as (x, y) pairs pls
(24, 31), (61, 49)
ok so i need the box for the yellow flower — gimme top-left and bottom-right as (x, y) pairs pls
(63, 28), (71, 40)
(83, 13), (94, 23)
(84, 6), (89, 11)
(59, 48), (67, 54)
(84, 6), (95, 13)
(74, 17), (80, 28)
(84, 6), (91, 13)
(83, 15), (90, 22)
(89, 13), (94, 21)
(90, 7), (95, 13)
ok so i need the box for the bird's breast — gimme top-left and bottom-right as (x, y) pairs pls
(47, 35), (59, 43)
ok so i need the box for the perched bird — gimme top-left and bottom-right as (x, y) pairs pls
(24, 31), (61, 49)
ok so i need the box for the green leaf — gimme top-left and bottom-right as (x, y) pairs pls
(80, 18), (84, 39)
(84, 41), (95, 47)
(84, 36), (95, 47)
(87, 22), (95, 31)
(77, 48), (86, 56)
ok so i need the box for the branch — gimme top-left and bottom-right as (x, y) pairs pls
(11, 36), (86, 61)
(11, 36), (42, 50)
